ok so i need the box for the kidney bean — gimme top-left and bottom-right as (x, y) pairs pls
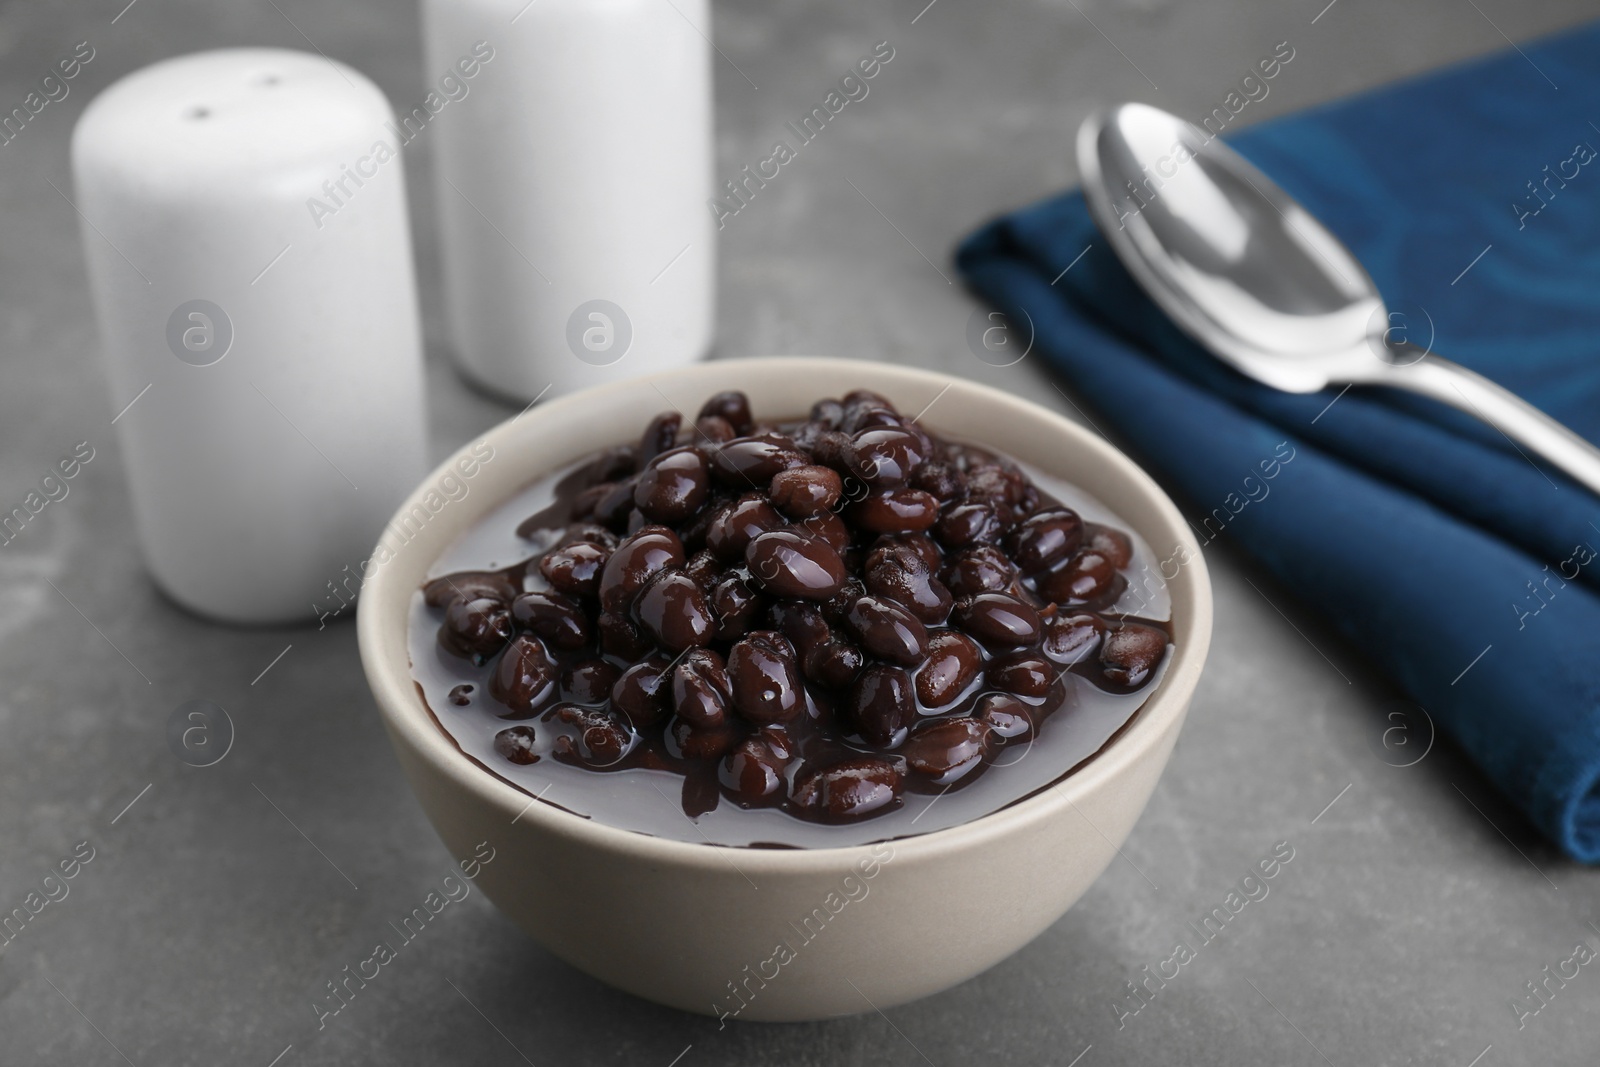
(599, 526), (685, 613)
(847, 664), (915, 746)
(493, 725), (541, 765)
(638, 411), (682, 465)
(634, 570), (714, 652)
(746, 529), (846, 600)
(720, 737), (789, 806)
(727, 631), (803, 724)
(710, 575), (764, 643)
(910, 460), (963, 501)
(792, 757), (904, 820)
(809, 397), (845, 428)
(797, 511), (851, 553)
(539, 542), (608, 598)
(846, 595), (928, 667)
(977, 693), (1033, 738)
(555, 704), (633, 764)
(710, 436), (808, 486)
(770, 465), (843, 518)
(694, 415), (736, 445)
(803, 638), (866, 690)
(669, 716), (741, 761)
(1100, 624), (1167, 688)
(597, 610), (653, 660)
(1042, 613), (1107, 665)
(952, 592), (1042, 649)
(902, 717), (989, 782)
(611, 655), (675, 728)
(864, 540), (953, 624)
(593, 477), (640, 531)
(698, 390), (753, 434)
(1036, 549), (1126, 608)
(848, 488), (940, 534)
(915, 630), (983, 708)
(440, 596), (514, 662)
(562, 659), (620, 705)
(511, 591), (590, 650)
(986, 651), (1055, 697)
(769, 600), (831, 657)
(941, 544), (1017, 597)
(425, 571), (516, 609)
(965, 464), (1027, 514)
(1086, 523), (1134, 568)
(1009, 508), (1084, 575)
(934, 502), (1006, 550)
(673, 647), (732, 728)
(633, 447), (710, 523)
(489, 634), (559, 716)
(705, 495), (784, 561)
(845, 427), (925, 487)
(683, 549), (722, 588)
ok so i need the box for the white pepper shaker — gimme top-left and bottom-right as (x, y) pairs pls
(72, 48), (428, 625)
(421, 0), (716, 401)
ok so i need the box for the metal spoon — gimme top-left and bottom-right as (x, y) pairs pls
(1077, 101), (1600, 496)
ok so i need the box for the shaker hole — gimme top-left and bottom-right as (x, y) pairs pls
(186, 106), (211, 120)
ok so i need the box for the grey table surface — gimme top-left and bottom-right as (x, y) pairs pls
(4, 0), (1600, 1064)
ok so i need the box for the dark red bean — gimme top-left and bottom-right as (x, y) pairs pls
(705, 495), (784, 561)
(803, 638), (866, 690)
(910, 460), (963, 501)
(809, 398), (845, 428)
(493, 725), (541, 765)
(1042, 612), (1107, 665)
(709, 571), (764, 641)
(511, 591), (590, 650)
(986, 651), (1055, 697)
(915, 630), (983, 708)
(598, 610), (653, 659)
(810, 428), (853, 470)
(797, 511), (851, 552)
(488, 634), (559, 716)
(709, 436), (807, 486)
(694, 414), (736, 445)
(847, 664), (915, 747)
(698, 390), (753, 434)
(561, 659), (620, 705)
(770, 465), (843, 518)
(727, 631), (803, 724)
(587, 445), (637, 483)
(440, 596), (514, 661)
(633, 447), (711, 523)
(673, 647), (731, 728)
(1100, 624), (1167, 688)
(599, 525), (685, 613)
(934, 501), (1006, 550)
(792, 757), (904, 820)
(592, 478), (639, 530)
(638, 411), (682, 465)
(424, 571), (516, 608)
(952, 592), (1042, 649)
(848, 488), (940, 534)
(864, 541), (953, 624)
(846, 595), (928, 667)
(977, 693), (1033, 738)
(539, 542), (609, 598)
(965, 464), (1027, 515)
(668, 716), (741, 760)
(1086, 523), (1134, 569)
(634, 570), (714, 652)
(611, 655), (674, 728)
(769, 600), (832, 657)
(1009, 508), (1084, 575)
(845, 427), (925, 487)
(746, 529), (846, 600)
(902, 717), (989, 782)
(719, 737), (789, 806)
(683, 549), (721, 587)
(942, 544), (1017, 597)
(555, 704), (633, 764)
(1036, 550), (1125, 608)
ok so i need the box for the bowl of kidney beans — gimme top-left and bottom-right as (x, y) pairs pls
(421, 388), (1172, 827)
(358, 357), (1212, 1021)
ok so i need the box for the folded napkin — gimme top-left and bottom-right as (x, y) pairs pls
(956, 23), (1600, 861)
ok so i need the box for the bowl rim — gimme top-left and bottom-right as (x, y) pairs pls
(358, 356), (1212, 871)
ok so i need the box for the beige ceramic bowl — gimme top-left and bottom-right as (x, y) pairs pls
(358, 357), (1211, 1021)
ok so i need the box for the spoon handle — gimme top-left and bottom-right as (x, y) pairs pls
(1383, 349), (1600, 497)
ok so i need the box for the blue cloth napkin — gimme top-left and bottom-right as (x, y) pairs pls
(956, 24), (1600, 861)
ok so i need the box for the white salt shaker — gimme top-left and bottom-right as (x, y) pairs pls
(72, 48), (428, 625)
(421, 0), (716, 401)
